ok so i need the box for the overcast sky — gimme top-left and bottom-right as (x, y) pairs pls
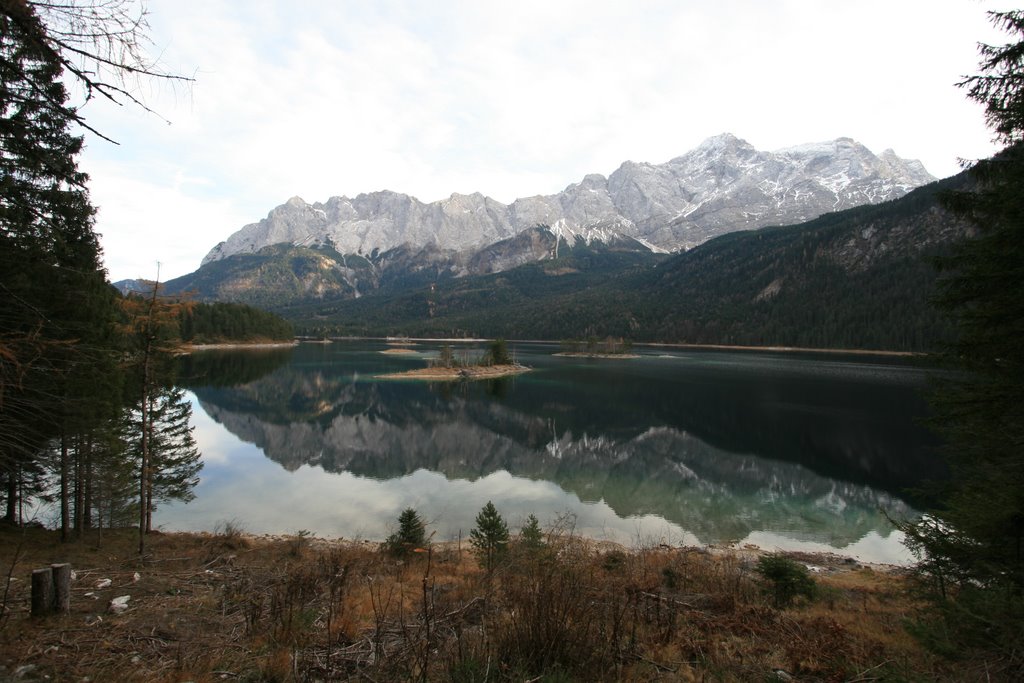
(77, 0), (1006, 282)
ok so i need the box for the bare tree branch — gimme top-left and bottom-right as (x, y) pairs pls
(1, 0), (194, 141)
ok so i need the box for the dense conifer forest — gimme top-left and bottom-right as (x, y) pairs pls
(178, 301), (294, 344)
(0, 1), (292, 543)
(284, 174), (969, 352)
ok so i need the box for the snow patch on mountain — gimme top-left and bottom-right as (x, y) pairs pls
(201, 134), (935, 268)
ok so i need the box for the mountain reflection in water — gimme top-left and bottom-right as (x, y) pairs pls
(165, 342), (942, 563)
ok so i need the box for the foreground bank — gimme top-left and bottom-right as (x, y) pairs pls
(1, 526), (973, 682)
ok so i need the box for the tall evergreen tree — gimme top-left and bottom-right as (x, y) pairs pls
(898, 10), (1024, 676)
(0, 1), (120, 526)
(1, 2), (193, 534)
(90, 419), (138, 534)
(119, 280), (190, 552)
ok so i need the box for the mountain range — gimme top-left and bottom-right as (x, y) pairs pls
(270, 173), (970, 350)
(148, 134), (974, 350)
(199, 133), (933, 270)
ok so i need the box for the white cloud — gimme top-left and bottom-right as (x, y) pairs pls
(80, 0), (1003, 281)
(88, 159), (252, 281)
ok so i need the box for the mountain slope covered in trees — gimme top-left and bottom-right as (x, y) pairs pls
(178, 301), (294, 344)
(283, 173), (971, 352)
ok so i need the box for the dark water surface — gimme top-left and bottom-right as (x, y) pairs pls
(161, 341), (942, 563)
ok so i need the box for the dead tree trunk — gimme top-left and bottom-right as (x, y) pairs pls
(30, 564), (72, 616)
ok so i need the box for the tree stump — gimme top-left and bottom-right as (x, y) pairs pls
(51, 563), (71, 613)
(30, 564), (72, 616)
(30, 568), (53, 617)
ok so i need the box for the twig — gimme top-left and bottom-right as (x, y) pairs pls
(846, 659), (893, 682)
(0, 530), (26, 630)
(144, 556), (193, 564)
(634, 653), (678, 673)
(445, 595), (485, 620)
(639, 591), (700, 609)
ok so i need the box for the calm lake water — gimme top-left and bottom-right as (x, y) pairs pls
(160, 341), (943, 564)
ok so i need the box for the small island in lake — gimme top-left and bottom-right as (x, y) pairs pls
(377, 338), (530, 381)
(377, 363), (531, 381)
(554, 336), (639, 359)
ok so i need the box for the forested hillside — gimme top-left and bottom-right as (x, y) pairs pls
(628, 172), (971, 350)
(179, 302), (294, 344)
(285, 173), (971, 352)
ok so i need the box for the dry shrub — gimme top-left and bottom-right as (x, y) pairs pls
(493, 540), (616, 676)
(212, 518), (249, 548)
(0, 529), (958, 682)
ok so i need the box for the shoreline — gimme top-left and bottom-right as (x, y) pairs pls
(176, 340), (298, 354)
(553, 352), (641, 359)
(243, 533), (906, 573)
(312, 336), (926, 358)
(640, 341), (924, 357)
(185, 531), (905, 573)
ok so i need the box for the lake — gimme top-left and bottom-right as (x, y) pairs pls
(161, 340), (943, 564)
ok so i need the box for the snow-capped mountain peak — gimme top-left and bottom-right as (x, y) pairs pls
(201, 135), (935, 267)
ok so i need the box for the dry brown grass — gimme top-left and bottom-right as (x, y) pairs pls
(0, 524), (976, 682)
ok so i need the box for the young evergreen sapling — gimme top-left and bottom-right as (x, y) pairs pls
(384, 507), (427, 558)
(519, 513), (545, 551)
(469, 501), (510, 572)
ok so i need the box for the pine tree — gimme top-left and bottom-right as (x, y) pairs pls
(483, 338), (512, 366)
(91, 418), (138, 533)
(119, 280), (192, 553)
(519, 513), (545, 551)
(469, 501), (510, 573)
(384, 507), (427, 558)
(895, 10), (1024, 675)
(123, 385), (201, 533)
(0, 1), (121, 527)
(147, 387), (201, 508)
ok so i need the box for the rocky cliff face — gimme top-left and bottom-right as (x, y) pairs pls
(202, 134), (934, 267)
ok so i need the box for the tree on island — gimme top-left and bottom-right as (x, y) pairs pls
(482, 338), (512, 366)
(439, 343), (456, 369)
(896, 9), (1024, 675)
